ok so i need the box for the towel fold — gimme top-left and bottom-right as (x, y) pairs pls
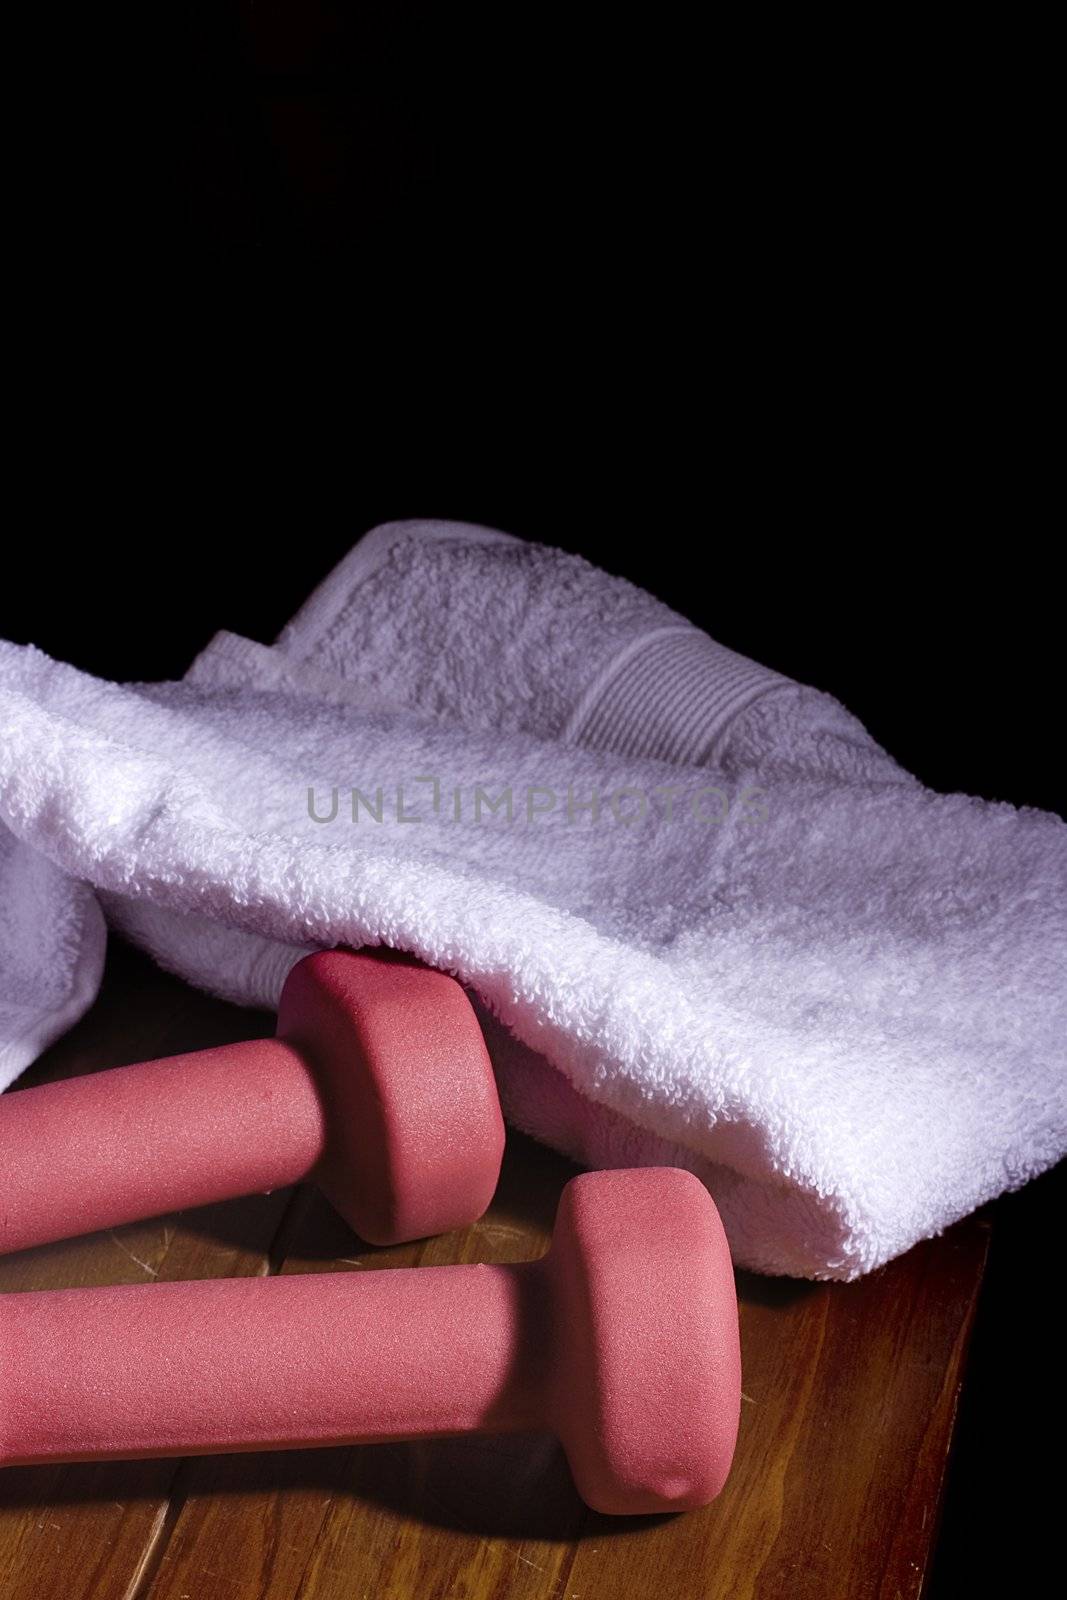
(1, 520), (1064, 1279)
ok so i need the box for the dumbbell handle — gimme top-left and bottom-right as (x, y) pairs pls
(0, 1263), (545, 1466)
(0, 1039), (327, 1256)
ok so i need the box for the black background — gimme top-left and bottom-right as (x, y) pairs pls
(4, 5), (1061, 1596)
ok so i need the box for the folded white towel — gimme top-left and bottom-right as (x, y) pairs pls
(1, 521), (1063, 1279)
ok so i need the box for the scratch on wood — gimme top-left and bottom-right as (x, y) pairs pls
(476, 1223), (531, 1244)
(741, 1391), (757, 1403)
(108, 1232), (158, 1277)
(120, 1500), (170, 1600)
(515, 1553), (546, 1571)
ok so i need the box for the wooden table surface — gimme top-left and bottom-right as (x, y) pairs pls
(0, 939), (989, 1600)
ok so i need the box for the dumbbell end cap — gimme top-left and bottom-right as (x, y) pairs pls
(278, 947), (504, 1246)
(549, 1167), (741, 1516)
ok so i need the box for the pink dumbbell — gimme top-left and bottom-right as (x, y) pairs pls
(0, 1168), (741, 1515)
(0, 947), (505, 1254)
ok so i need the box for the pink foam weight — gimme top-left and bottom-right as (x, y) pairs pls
(0, 1168), (741, 1515)
(0, 948), (505, 1253)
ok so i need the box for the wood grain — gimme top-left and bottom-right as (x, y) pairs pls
(0, 939), (989, 1599)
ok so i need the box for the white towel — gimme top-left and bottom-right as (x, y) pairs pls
(1, 520), (1063, 1279)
